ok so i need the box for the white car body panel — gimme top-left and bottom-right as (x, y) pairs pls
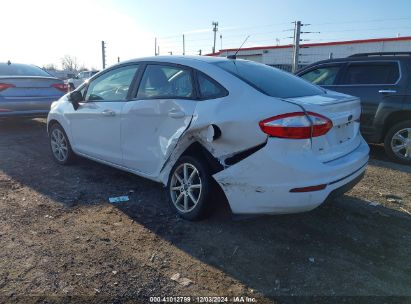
(48, 56), (370, 215)
(121, 98), (197, 177)
(66, 101), (124, 164)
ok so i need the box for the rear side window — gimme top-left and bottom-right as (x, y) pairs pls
(341, 62), (400, 85)
(137, 65), (194, 99)
(215, 60), (324, 98)
(300, 65), (341, 85)
(197, 72), (227, 99)
(0, 63), (51, 77)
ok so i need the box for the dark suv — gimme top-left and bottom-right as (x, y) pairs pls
(296, 52), (411, 165)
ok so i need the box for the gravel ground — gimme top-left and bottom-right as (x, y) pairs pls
(0, 118), (410, 304)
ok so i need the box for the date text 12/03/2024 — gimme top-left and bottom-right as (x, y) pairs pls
(149, 296), (258, 303)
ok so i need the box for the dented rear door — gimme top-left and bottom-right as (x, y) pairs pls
(121, 63), (197, 178)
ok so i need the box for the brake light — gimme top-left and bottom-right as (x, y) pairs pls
(0, 83), (15, 92)
(259, 112), (333, 139)
(51, 83), (69, 92)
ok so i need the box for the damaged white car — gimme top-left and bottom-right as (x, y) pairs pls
(47, 56), (369, 220)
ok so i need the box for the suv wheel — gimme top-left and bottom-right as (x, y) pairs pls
(166, 156), (214, 221)
(384, 120), (411, 165)
(49, 123), (75, 165)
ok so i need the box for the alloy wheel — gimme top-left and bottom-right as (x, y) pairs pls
(391, 128), (411, 160)
(51, 128), (69, 162)
(170, 163), (202, 213)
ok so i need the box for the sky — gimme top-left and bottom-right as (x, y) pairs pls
(1, 0), (411, 69)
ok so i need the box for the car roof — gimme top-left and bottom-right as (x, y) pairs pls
(121, 55), (228, 66)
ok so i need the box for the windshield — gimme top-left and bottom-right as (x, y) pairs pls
(0, 63), (52, 77)
(215, 60), (324, 98)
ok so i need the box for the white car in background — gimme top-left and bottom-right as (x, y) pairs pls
(47, 56), (369, 220)
(66, 70), (99, 90)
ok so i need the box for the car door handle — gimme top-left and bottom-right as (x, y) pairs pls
(168, 109), (185, 119)
(378, 89), (397, 94)
(101, 109), (116, 117)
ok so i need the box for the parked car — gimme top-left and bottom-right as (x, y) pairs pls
(67, 70), (99, 90)
(296, 52), (411, 165)
(47, 56), (369, 220)
(0, 62), (68, 118)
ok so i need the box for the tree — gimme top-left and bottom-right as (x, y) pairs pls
(43, 63), (57, 71)
(61, 55), (80, 72)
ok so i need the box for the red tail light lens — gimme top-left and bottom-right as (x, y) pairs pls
(51, 83), (69, 92)
(0, 83), (15, 92)
(259, 112), (333, 139)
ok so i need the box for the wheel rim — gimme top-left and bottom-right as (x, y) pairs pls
(391, 128), (411, 160)
(50, 128), (69, 162)
(170, 163), (202, 213)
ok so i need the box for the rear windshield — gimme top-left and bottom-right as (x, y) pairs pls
(0, 63), (52, 77)
(215, 60), (324, 98)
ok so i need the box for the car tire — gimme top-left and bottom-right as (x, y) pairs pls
(49, 123), (75, 165)
(166, 155), (214, 221)
(384, 120), (411, 165)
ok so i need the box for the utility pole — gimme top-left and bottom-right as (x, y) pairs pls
(155, 37), (158, 56)
(220, 34), (223, 51)
(292, 21), (301, 73)
(183, 35), (185, 55)
(101, 41), (106, 69)
(212, 21), (219, 53)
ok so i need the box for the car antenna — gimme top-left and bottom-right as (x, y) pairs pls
(227, 35), (250, 60)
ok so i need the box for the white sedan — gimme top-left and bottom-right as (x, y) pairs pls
(47, 56), (369, 220)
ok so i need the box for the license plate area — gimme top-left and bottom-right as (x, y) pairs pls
(333, 122), (354, 144)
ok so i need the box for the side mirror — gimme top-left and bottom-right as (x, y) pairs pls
(69, 91), (83, 110)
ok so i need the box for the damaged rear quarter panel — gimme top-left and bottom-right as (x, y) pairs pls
(158, 62), (304, 184)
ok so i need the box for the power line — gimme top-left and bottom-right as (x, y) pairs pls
(312, 16), (411, 26)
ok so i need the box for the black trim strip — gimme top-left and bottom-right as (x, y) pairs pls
(224, 142), (267, 166)
(328, 162), (368, 185)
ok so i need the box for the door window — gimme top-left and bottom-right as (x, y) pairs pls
(137, 65), (194, 99)
(341, 62), (399, 85)
(197, 72), (228, 99)
(300, 65), (341, 85)
(85, 65), (139, 101)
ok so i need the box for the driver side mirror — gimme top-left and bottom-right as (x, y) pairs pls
(68, 91), (83, 110)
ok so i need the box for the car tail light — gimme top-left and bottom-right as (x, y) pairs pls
(259, 112), (333, 139)
(51, 83), (69, 92)
(0, 83), (15, 92)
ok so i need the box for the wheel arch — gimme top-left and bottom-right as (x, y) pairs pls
(382, 110), (411, 140)
(180, 142), (224, 175)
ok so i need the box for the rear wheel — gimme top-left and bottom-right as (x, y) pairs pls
(166, 156), (214, 221)
(49, 123), (75, 165)
(384, 120), (411, 165)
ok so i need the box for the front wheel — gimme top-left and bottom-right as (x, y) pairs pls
(384, 120), (411, 165)
(49, 123), (75, 165)
(166, 156), (214, 221)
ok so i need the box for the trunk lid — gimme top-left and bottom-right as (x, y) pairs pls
(285, 91), (362, 162)
(0, 76), (63, 98)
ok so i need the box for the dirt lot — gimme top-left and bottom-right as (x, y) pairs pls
(0, 118), (410, 303)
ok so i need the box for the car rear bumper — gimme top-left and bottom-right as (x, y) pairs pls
(213, 136), (369, 214)
(0, 97), (57, 117)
